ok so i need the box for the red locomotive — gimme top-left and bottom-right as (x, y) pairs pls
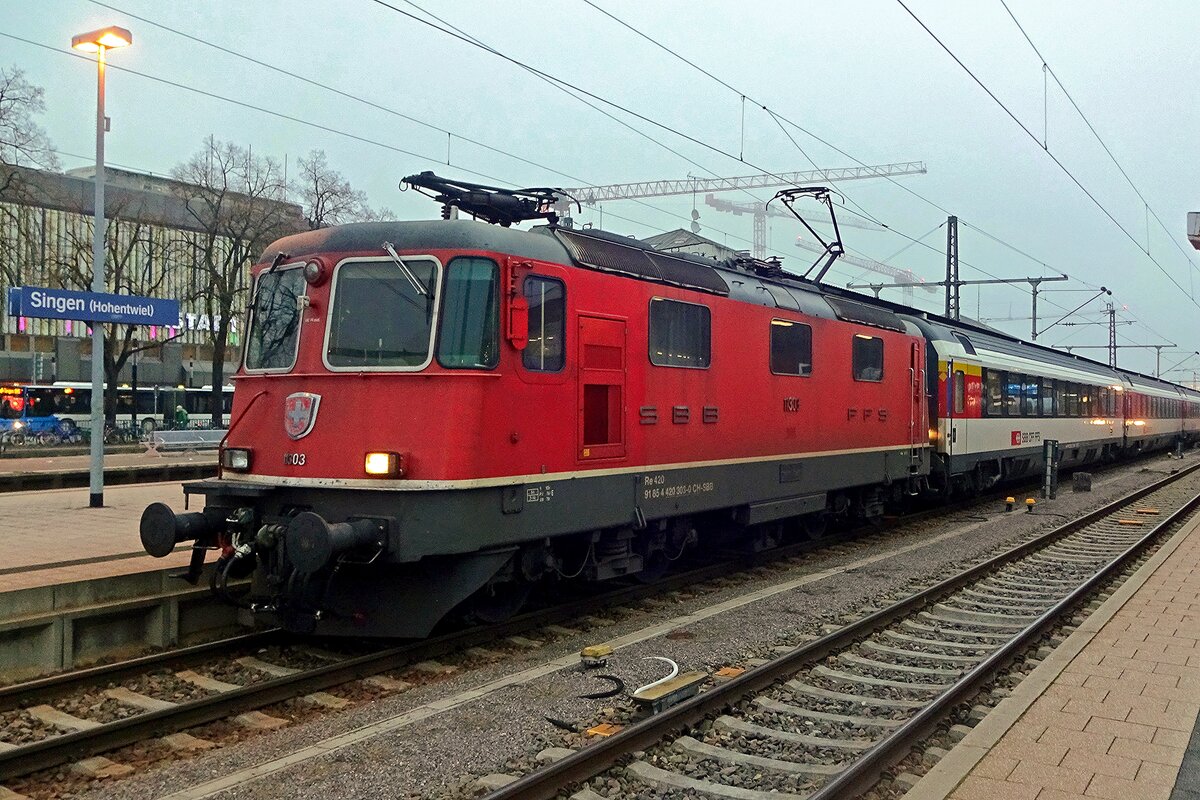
(139, 174), (1198, 637)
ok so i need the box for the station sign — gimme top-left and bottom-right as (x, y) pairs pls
(6, 286), (179, 327)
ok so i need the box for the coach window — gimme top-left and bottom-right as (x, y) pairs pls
(523, 276), (565, 372)
(1081, 387), (1093, 417)
(649, 298), (711, 368)
(1040, 380), (1055, 416)
(438, 257), (499, 369)
(1022, 376), (1039, 416)
(770, 319), (813, 376)
(984, 370), (1003, 417)
(953, 370), (965, 414)
(851, 334), (884, 381)
(1054, 382), (1067, 418)
(1065, 383), (1080, 417)
(1003, 373), (1021, 416)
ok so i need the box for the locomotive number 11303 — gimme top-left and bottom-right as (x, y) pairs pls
(283, 453), (306, 466)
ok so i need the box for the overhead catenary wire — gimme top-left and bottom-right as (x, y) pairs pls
(894, 0), (1200, 311)
(9, 7), (1171, 361)
(0, 31), (822, 274)
(374, 0), (1096, 325)
(579, 0), (1092, 289)
(998, 0), (1200, 282)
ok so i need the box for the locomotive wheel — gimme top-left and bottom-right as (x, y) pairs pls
(464, 581), (531, 625)
(802, 513), (829, 541)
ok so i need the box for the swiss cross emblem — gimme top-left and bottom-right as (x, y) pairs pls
(1011, 431), (1022, 446)
(284, 393), (321, 440)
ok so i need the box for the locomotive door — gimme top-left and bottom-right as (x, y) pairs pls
(577, 315), (626, 460)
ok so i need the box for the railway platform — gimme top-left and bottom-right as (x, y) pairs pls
(0, 482), (192, 592)
(0, 451), (216, 493)
(908, 504), (1200, 800)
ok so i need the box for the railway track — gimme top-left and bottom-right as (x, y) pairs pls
(0, 508), (918, 785)
(0, 460), (1178, 790)
(483, 462), (1200, 800)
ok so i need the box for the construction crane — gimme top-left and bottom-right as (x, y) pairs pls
(793, 238), (936, 304)
(701, 194), (934, 302)
(555, 162), (927, 225)
(704, 194), (880, 255)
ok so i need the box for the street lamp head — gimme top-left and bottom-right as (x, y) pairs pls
(71, 25), (132, 53)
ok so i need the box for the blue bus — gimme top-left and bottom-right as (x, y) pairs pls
(0, 382), (233, 437)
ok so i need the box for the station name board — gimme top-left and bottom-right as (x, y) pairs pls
(7, 286), (180, 327)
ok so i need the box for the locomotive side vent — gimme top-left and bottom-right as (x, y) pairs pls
(555, 229), (730, 296)
(824, 296), (906, 333)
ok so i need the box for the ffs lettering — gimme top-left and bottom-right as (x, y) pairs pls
(846, 408), (889, 422)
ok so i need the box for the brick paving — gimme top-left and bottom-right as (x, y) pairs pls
(0, 481), (192, 591)
(940, 513), (1200, 800)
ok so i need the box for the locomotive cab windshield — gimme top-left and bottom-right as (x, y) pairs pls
(325, 258), (440, 369)
(245, 266), (305, 371)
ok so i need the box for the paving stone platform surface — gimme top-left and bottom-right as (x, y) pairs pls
(0, 479), (192, 592)
(908, 506), (1200, 800)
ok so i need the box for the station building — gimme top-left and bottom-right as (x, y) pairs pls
(0, 165), (303, 387)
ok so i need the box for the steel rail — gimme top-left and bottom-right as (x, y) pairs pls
(808, 470), (1200, 799)
(483, 462), (1200, 800)
(0, 514), (886, 781)
(0, 631), (281, 712)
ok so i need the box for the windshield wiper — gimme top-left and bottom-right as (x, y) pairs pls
(382, 242), (429, 296)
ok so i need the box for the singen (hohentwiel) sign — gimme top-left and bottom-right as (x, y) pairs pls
(7, 286), (180, 327)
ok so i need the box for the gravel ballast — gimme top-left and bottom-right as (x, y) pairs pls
(42, 454), (1196, 800)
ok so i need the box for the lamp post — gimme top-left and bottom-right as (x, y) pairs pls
(72, 24), (132, 508)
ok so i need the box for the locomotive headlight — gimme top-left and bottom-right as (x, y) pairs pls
(221, 447), (252, 471)
(303, 259), (327, 286)
(365, 451), (403, 477)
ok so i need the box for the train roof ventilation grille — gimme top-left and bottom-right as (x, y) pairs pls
(825, 297), (906, 333)
(555, 230), (729, 296)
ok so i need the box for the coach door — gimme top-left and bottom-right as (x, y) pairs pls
(578, 315), (626, 460)
(911, 343), (927, 472)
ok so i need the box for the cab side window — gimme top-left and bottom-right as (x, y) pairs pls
(649, 298), (711, 368)
(770, 319), (812, 376)
(523, 276), (565, 372)
(438, 257), (500, 369)
(852, 335), (883, 382)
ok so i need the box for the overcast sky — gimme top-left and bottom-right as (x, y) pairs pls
(5, 0), (1199, 378)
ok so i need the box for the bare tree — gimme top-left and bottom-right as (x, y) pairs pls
(172, 137), (301, 426)
(0, 66), (59, 196)
(52, 198), (178, 423)
(0, 68), (60, 298)
(294, 149), (383, 229)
